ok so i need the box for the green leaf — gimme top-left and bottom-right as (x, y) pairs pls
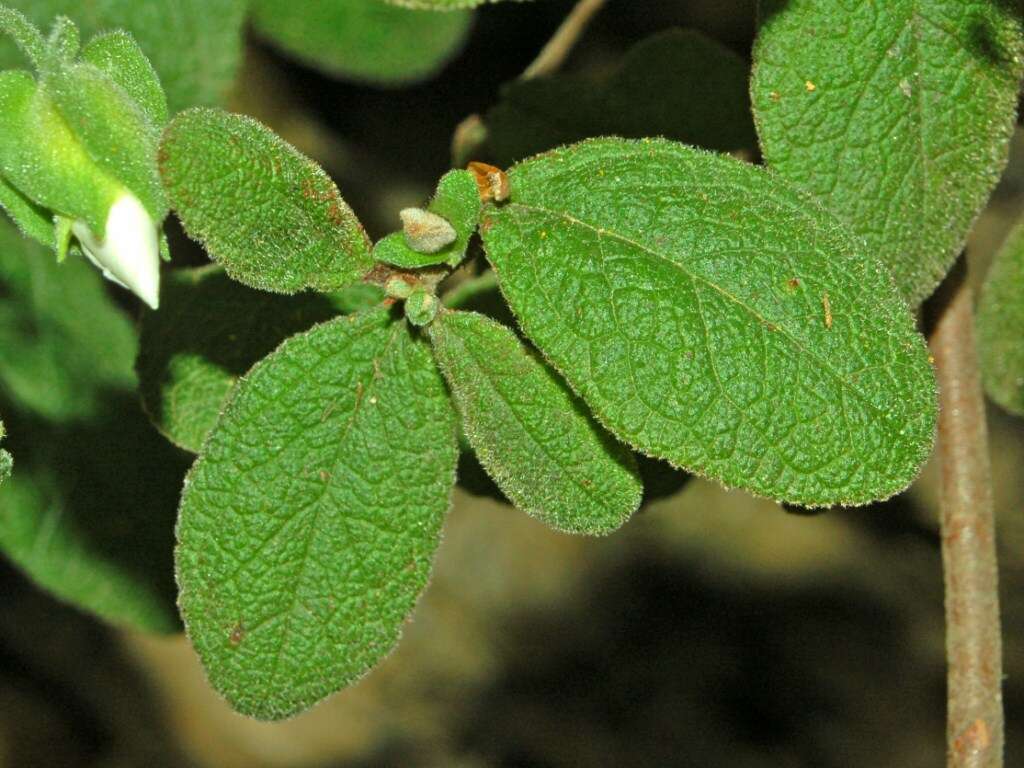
(381, 0), (529, 8)
(485, 29), (756, 167)
(0, 172), (53, 245)
(0, 219), (136, 421)
(44, 60), (167, 221)
(978, 218), (1024, 416)
(373, 170), (482, 269)
(0, 5), (45, 68)
(0, 69), (120, 236)
(0, 0), (246, 112)
(137, 266), (354, 453)
(160, 109), (373, 295)
(0, 222), (182, 633)
(429, 310), (641, 534)
(0, 397), (188, 634)
(751, 0), (1024, 305)
(250, 0), (472, 86)
(480, 138), (937, 507)
(176, 308), (459, 719)
(81, 30), (169, 127)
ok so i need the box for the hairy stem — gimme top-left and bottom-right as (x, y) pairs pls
(930, 262), (1003, 768)
(521, 0), (608, 79)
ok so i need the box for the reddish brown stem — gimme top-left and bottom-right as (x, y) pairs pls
(930, 263), (1003, 768)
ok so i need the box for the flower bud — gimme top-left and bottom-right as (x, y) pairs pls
(0, 11), (168, 308)
(71, 191), (161, 309)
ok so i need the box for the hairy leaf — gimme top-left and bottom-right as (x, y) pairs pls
(0, 173), (52, 244)
(45, 60), (167, 221)
(176, 309), (459, 719)
(137, 267), (359, 453)
(429, 310), (642, 534)
(978, 218), (1024, 416)
(486, 29), (756, 166)
(0, 70), (119, 235)
(0, 219), (136, 421)
(481, 138), (937, 506)
(81, 30), (169, 127)
(373, 170), (482, 269)
(752, 0), (1024, 305)
(160, 109), (373, 294)
(0, 0), (246, 112)
(250, 0), (472, 86)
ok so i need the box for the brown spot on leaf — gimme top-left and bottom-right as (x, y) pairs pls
(229, 622), (245, 647)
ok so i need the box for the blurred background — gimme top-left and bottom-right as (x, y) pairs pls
(2, 0), (1024, 766)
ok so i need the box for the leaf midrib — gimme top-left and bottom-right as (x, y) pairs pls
(504, 199), (917, 433)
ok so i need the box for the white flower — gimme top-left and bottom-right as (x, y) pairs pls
(71, 192), (161, 309)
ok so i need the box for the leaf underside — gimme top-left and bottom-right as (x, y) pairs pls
(176, 308), (459, 720)
(429, 310), (642, 534)
(481, 137), (937, 507)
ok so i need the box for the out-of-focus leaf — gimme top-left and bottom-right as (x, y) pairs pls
(250, 0), (472, 86)
(382, 0), (530, 7)
(0, 221), (183, 633)
(0, 219), (136, 421)
(0, 0), (246, 112)
(485, 29), (756, 166)
(160, 109), (373, 294)
(0, 396), (188, 634)
(752, 0), (1024, 305)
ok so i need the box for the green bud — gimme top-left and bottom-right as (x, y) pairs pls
(405, 289), (440, 327)
(385, 274), (416, 300)
(0, 12), (168, 308)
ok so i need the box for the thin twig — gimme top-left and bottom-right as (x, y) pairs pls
(451, 0), (609, 165)
(521, 0), (608, 80)
(930, 261), (1004, 768)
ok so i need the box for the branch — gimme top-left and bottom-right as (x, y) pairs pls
(929, 260), (1004, 768)
(521, 0), (608, 79)
(451, 0), (608, 166)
